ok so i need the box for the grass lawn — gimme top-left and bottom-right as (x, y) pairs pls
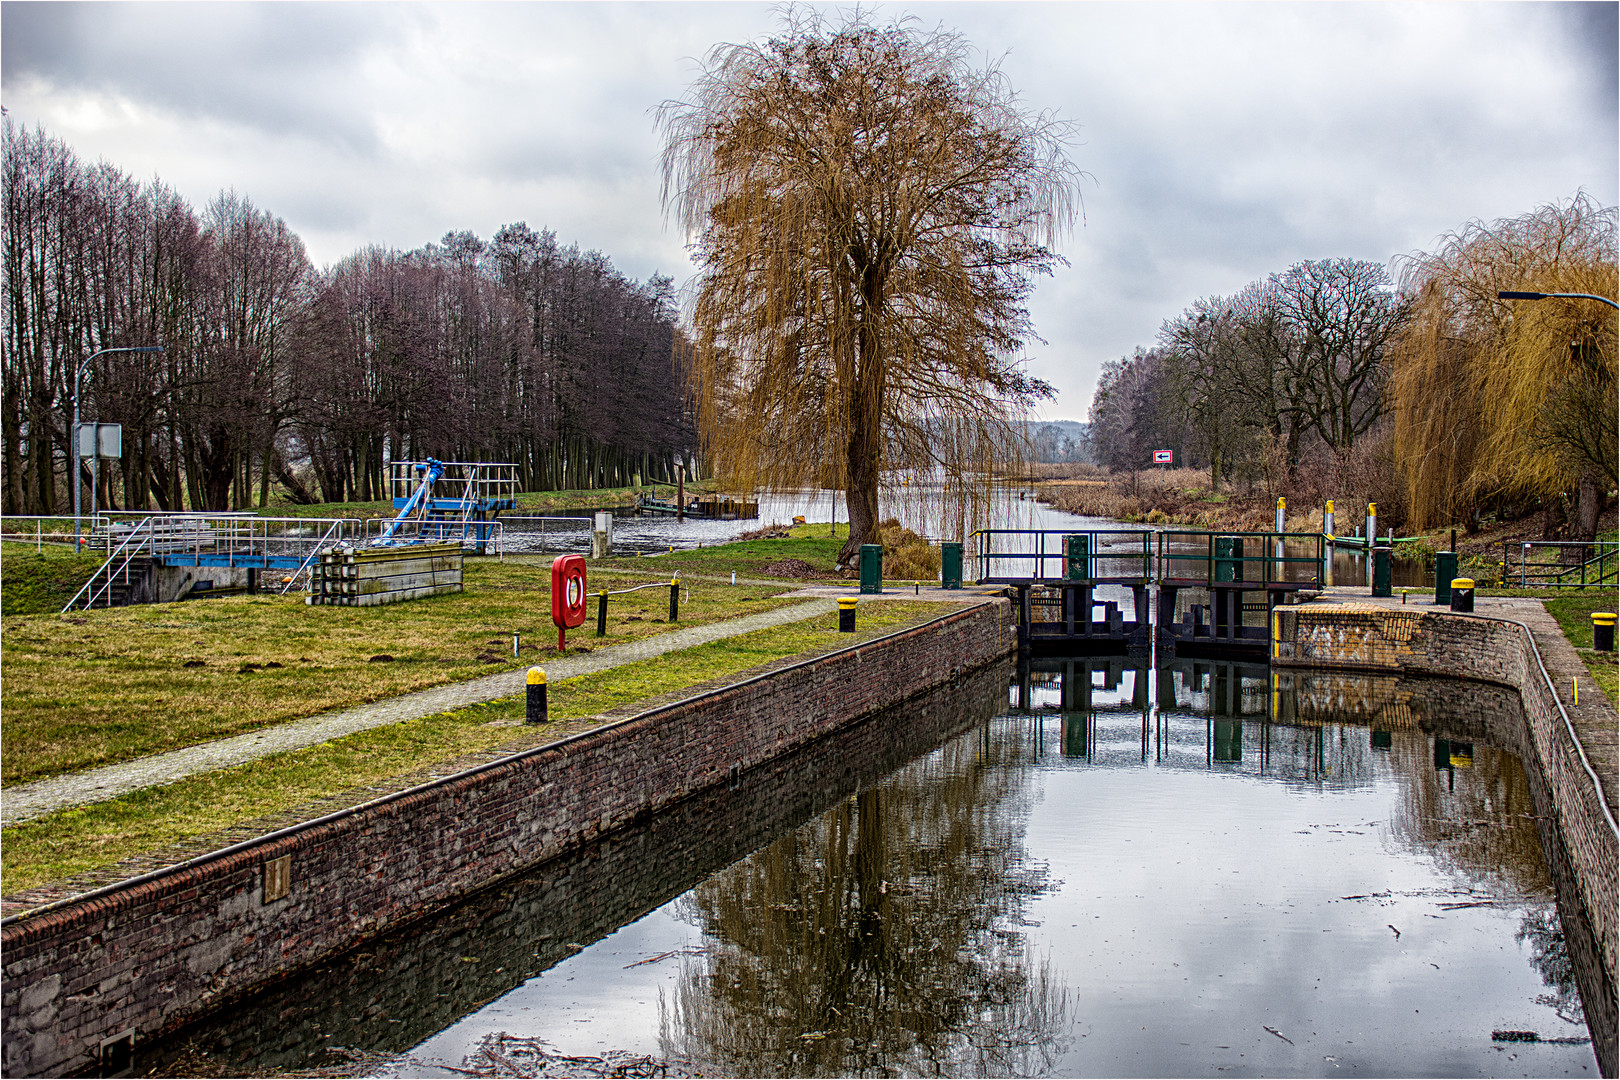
(0, 554), (796, 786)
(0, 542), (106, 615)
(602, 521), (849, 577)
(1542, 591), (1620, 705)
(0, 599), (954, 893)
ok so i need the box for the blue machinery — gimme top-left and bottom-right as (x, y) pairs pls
(375, 460), (517, 552)
(972, 528), (1327, 659)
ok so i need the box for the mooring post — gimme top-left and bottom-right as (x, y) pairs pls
(1366, 502), (1378, 550)
(669, 577), (680, 621)
(526, 667), (547, 724)
(597, 590), (608, 636)
(838, 596), (857, 632)
(1593, 612), (1616, 652)
(1323, 500), (1335, 586)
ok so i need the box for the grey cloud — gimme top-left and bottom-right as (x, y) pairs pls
(2, 2), (400, 154)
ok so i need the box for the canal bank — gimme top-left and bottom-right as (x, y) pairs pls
(0, 597), (1016, 1078)
(1274, 593), (1618, 1075)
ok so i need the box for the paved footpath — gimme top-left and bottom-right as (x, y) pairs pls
(3, 596), (856, 826)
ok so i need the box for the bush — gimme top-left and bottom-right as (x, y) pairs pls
(877, 518), (942, 581)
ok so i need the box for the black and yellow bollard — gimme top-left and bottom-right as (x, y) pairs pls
(838, 596), (858, 633)
(597, 590), (608, 636)
(1449, 577), (1475, 613)
(526, 667), (547, 724)
(1593, 612), (1616, 652)
(669, 578), (680, 622)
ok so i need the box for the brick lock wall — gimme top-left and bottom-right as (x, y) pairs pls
(2, 599), (1015, 1078)
(1275, 604), (1617, 1069)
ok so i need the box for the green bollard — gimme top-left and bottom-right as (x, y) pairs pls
(1433, 551), (1458, 606)
(1371, 546), (1392, 597)
(859, 544), (883, 594)
(941, 541), (963, 589)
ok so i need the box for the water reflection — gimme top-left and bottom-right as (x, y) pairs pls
(661, 748), (1071, 1077)
(136, 660), (1601, 1078)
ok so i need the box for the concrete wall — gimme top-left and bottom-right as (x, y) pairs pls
(1, 598), (1015, 1077)
(1274, 602), (1617, 1069)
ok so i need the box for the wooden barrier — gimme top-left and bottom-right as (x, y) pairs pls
(307, 544), (462, 606)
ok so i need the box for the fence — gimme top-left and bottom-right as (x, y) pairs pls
(1499, 540), (1618, 589)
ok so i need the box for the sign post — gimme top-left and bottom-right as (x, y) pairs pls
(1152, 449), (1173, 487)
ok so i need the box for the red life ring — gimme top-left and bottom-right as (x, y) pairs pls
(551, 554), (588, 630)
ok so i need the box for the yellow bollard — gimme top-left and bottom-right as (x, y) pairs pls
(526, 668), (547, 724)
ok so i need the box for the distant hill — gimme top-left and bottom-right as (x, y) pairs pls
(1014, 419), (1092, 463)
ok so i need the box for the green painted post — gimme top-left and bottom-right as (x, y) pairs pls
(1433, 552), (1458, 606)
(1065, 534), (1090, 580)
(860, 544), (883, 594)
(941, 541), (963, 589)
(1372, 546), (1393, 597)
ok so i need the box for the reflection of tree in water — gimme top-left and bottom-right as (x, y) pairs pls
(1517, 906), (1584, 1026)
(660, 725), (1071, 1077)
(1385, 735), (1553, 899)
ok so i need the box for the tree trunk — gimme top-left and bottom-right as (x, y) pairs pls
(1573, 472), (1603, 542)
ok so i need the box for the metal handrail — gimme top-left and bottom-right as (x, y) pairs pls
(1157, 531), (1325, 588)
(1501, 540), (1618, 589)
(278, 518), (351, 595)
(969, 528), (1155, 583)
(62, 516), (155, 612)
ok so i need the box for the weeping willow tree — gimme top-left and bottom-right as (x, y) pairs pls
(659, 9), (1083, 564)
(1390, 194), (1618, 537)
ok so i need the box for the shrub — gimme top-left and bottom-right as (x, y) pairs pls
(877, 518), (942, 580)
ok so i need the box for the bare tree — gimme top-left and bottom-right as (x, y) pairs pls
(660, 9), (1083, 563)
(1268, 258), (1408, 455)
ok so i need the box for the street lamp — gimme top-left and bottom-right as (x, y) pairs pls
(1498, 290), (1619, 311)
(73, 345), (165, 544)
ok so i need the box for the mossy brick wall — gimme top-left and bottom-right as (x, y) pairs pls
(1, 599), (1015, 1078)
(1275, 602), (1617, 1053)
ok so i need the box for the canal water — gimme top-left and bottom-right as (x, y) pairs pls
(135, 659), (1599, 1078)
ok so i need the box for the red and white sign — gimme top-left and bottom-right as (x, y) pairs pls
(551, 554), (588, 650)
(1152, 449), (1174, 464)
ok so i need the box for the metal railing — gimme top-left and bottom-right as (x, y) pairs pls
(970, 528), (1154, 584)
(362, 516), (511, 553)
(1158, 531), (1325, 588)
(1499, 540), (1618, 589)
(62, 517), (156, 611)
(0, 515), (81, 551)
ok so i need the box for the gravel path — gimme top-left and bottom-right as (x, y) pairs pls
(1, 599), (837, 826)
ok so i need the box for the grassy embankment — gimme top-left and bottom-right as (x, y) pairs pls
(1544, 592), (1620, 705)
(1, 599), (946, 893)
(0, 545), (808, 785)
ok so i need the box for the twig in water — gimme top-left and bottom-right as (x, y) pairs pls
(1263, 1026), (1294, 1045)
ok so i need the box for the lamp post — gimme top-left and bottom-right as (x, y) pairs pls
(73, 345), (164, 544)
(1498, 290), (1619, 311)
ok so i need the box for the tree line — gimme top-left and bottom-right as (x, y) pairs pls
(2, 119), (696, 516)
(1086, 194), (1616, 540)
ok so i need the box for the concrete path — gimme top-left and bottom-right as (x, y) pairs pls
(2, 598), (847, 826)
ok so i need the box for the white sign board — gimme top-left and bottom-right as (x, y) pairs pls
(76, 423), (122, 459)
(1152, 449), (1173, 464)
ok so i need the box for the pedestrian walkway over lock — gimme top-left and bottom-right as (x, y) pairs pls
(972, 527), (1325, 657)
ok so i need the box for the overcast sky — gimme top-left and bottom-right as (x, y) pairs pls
(3, 1), (1615, 421)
